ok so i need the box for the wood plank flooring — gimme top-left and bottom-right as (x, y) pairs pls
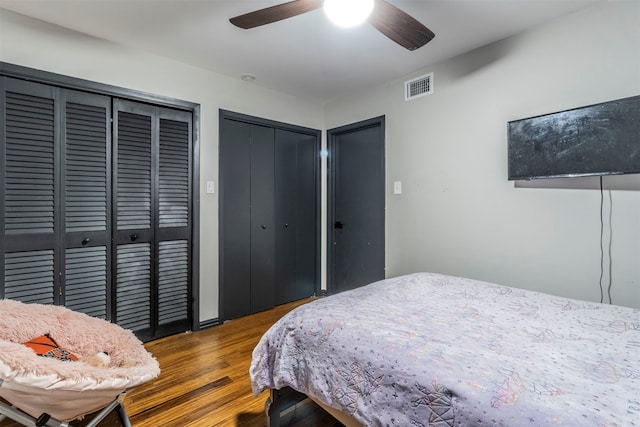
(0, 298), (342, 427)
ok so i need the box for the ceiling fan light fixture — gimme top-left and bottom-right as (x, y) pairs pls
(324, 0), (374, 28)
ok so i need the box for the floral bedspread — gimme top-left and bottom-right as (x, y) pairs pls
(250, 273), (640, 426)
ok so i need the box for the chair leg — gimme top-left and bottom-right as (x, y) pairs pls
(0, 400), (68, 427)
(83, 392), (128, 427)
(116, 402), (132, 427)
(0, 400), (40, 426)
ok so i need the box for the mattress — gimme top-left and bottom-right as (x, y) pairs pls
(250, 272), (640, 426)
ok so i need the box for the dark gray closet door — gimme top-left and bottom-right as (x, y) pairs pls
(1, 78), (58, 304)
(156, 111), (192, 337)
(113, 100), (155, 338)
(1, 78), (110, 314)
(220, 111), (320, 321)
(219, 118), (252, 320)
(62, 90), (111, 318)
(113, 99), (192, 340)
(249, 124), (275, 313)
(219, 118), (275, 320)
(2, 71), (194, 341)
(275, 129), (317, 304)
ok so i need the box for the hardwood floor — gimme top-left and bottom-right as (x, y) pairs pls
(0, 298), (343, 427)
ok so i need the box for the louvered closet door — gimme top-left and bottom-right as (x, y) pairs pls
(61, 90), (111, 318)
(1, 78), (110, 313)
(114, 100), (154, 339)
(114, 99), (192, 341)
(156, 109), (192, 337)
(1, 78), (58, 303)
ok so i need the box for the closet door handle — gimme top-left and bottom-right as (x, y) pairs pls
(261, 225), (267, 230)
(284, 223), (289, 228)
(130, 233), (139, 241)
(81, 238), (91, 246)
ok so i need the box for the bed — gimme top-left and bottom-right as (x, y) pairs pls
(250, 272), (640, 426)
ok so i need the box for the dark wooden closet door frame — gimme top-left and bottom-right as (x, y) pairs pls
(0, 62), (202, 332)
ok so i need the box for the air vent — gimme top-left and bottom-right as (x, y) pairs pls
(405, 72), (433, 101)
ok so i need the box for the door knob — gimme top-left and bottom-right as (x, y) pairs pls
(130, 234), (139, 241)
(284, 223), (289, 228)
(334, 221), (344, 229)
(81, 238), (91, 246)
(261, 225), (267, 230)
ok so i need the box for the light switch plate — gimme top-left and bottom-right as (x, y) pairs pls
(206, 181), (215, 194)
(393, 181), (402, 194)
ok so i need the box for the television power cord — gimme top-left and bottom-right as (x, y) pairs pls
(598, 176), (613, 305)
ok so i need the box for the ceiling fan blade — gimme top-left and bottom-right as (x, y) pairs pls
(368, 0), (435, 51)
(230, 0), (324, 29)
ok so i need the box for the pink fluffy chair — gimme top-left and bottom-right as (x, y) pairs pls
(0, 299), (160, 427)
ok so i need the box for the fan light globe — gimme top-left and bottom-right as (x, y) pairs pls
(324, 0), (374, 28)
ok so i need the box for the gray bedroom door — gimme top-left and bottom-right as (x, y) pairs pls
(328, 116), (385, 293)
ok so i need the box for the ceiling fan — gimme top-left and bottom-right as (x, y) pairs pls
(229, 0), (435, 51)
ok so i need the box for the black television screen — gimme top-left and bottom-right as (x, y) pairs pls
(508, 95), (640, 180)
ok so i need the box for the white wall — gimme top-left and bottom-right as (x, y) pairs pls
(0, 10), (325, 321)
(324, 1), (640, 308)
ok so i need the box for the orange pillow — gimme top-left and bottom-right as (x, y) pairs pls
(23, 334), (78, 362)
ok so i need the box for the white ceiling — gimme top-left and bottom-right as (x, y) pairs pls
(0, 0), (600, 103)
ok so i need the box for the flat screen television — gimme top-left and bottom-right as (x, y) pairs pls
(508, 95), (640, 180)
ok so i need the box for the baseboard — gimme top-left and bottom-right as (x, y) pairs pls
(198, 318), (220, 330)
